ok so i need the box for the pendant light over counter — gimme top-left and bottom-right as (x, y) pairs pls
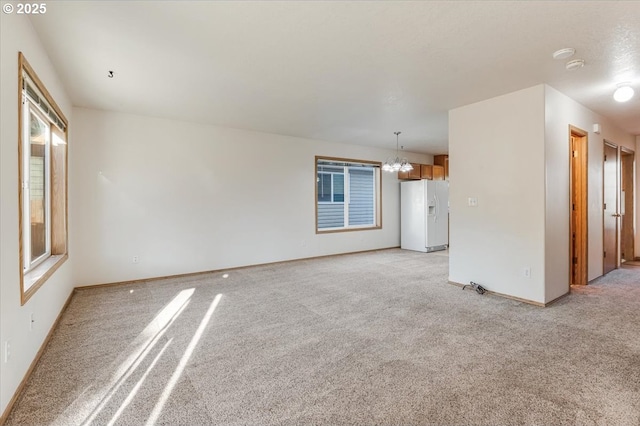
(382, 131), (413, 173)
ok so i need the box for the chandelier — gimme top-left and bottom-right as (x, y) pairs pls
(382, 131), (413, 173)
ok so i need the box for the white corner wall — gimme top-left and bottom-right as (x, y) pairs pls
(449, 83), (637, 306)
(0, 14), (74, 417)
(449, 85), (547, 304)
(69, 107), (432, 286)
(544, 85), (637, 299)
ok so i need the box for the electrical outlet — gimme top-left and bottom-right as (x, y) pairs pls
(132, 256), (140, 264)
(4, 341), (10, 363)
(468, 197), (478, 207)
(523, 267), (531, 278)
(30, 313), (34, 331)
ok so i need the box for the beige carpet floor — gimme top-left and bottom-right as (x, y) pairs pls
(6, 249), (640, 425)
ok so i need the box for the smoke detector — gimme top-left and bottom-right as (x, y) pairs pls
(553, 48), (576, 60)
(566, 59), (585, 71)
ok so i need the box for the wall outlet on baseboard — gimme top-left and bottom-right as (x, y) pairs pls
(4, 341), (10, 363)
(132, 256), (140, 264)
(523, 267), (531, 278)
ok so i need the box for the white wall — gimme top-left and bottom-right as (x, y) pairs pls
(69, 107), (432, 286)
(449, 85), (547, 304)
(544, 85), (636, 301)
(0, 14), (74, 417)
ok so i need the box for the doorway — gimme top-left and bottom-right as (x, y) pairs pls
(621, 148), (635, 262)
(570, 127), (588, 285)
(603, 142), (618, 274)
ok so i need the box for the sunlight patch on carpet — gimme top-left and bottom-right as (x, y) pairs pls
(72, 289), (194, 426)
(145, 293), (223, 426)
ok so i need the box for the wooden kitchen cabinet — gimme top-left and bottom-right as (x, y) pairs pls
(432, 165), (445, 180)
(420, 164), (433, 180)
(434, 155), (449, 180)
(397, 163), (422, 180)
(397, 159), (447, 181)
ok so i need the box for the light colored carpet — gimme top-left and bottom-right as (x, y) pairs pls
(6, 249), (640, 425)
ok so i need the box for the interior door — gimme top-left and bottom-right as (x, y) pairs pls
(570, 130), (588, 285)
(620, 149), (635, 262)
(603, 142), (618, 274)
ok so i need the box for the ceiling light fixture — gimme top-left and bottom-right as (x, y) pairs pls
(565, 59), (585, 71)
(613, 83), (634, 102)
(553, 48), (576, 60)
(382, 132), (413, 173)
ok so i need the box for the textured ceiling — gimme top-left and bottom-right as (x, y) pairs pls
(29, 1), (640, 154)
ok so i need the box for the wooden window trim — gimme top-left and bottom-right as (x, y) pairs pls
(315, 156), (382, 234)
(18, 52), (69, 305)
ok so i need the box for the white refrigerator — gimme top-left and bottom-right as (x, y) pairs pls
(401, 179), (449, 252)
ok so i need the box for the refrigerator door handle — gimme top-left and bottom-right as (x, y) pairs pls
(434, 195), (438, 222)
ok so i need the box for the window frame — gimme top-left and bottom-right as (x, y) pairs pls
(18, 52), (69, 305)
(315, 156), (382, 234)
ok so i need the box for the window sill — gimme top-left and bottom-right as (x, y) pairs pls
(22, 254), (68, 305)
(316, 225), (382, 234)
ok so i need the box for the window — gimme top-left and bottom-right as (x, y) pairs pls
(24, 103), (51, 270)
(19, 52), (68, 304)
(317, 166), (344, 203)
(315, 157), (382, 232)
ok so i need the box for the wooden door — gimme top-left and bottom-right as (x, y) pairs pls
(570, 129), (588, 285)
(620, 149), (635, 262)
(603, 142), (618, 274)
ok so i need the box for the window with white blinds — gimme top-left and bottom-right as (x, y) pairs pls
(315, 157), (381, 232)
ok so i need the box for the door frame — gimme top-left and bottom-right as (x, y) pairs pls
(569, 126), (588, 285)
